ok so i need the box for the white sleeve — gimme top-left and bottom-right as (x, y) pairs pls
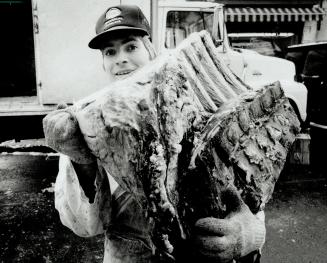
(255, 210), (265, 223)
(54, 154), (109, 237)
(255, 210), (266, 251)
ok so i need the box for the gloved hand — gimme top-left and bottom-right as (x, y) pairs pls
(43, 104), (95, 164)
(194, 186), (266, 262)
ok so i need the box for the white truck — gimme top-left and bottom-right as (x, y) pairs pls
(0, 0), (307, 130)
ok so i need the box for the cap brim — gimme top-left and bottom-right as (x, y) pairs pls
(88, 26), (149, 49)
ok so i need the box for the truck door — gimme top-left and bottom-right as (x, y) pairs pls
(0, 0), (36, 97)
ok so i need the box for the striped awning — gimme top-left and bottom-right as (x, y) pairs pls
(225, 6), (326, 22)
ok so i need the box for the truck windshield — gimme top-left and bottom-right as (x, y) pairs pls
(165, 11), (216, 49)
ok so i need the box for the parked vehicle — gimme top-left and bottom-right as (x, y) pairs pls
(286, 41), (327, 167)
(286, 42), (327, 126)
(0, 0), (307, 140)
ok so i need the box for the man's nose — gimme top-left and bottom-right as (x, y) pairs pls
(115, 51), (128, 65)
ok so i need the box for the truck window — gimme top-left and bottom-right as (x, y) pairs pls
(165, 11), (216, 49)
(0, 0), (36, 97)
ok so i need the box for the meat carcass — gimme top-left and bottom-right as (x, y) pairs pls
(43, 31), (300, 260)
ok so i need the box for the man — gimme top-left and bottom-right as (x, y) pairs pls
(51, 5), (265, 263)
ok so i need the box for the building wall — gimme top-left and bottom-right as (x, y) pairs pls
(316, 0), (327, 41)
(218, 0), (326, 44)
(302, 21), (319, 43)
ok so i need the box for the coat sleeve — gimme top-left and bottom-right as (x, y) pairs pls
(54, 154), (111, 237)
(255, 210), (266, 251)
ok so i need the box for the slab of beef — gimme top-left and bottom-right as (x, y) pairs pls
(43, 31), (300, 261)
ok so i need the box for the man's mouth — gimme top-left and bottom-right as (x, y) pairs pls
(115, 70), (134, 76)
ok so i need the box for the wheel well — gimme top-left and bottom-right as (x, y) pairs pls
(288, 98), (306, 129)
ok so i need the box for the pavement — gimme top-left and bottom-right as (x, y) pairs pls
(0, 152), (326, 263)
(261, 164), (327, 263)
(0, 154), (103, 263)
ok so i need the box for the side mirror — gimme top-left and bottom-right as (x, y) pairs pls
(212, 6), (224, 47)
(213, 39), (224, 47)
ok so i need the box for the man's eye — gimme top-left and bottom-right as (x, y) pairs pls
(126, 44), (137, 52)
(105, 49), (116, 56)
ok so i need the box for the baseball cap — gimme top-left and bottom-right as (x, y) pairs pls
(88, 5), (151, 49)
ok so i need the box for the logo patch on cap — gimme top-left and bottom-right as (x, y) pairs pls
(105, 8), (121, 20)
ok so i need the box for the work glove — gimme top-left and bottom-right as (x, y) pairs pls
(43, 104), (95, 164)
(194, 186), (266, 262)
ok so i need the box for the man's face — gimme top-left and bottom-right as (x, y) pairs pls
(101, 34), (151, 82)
